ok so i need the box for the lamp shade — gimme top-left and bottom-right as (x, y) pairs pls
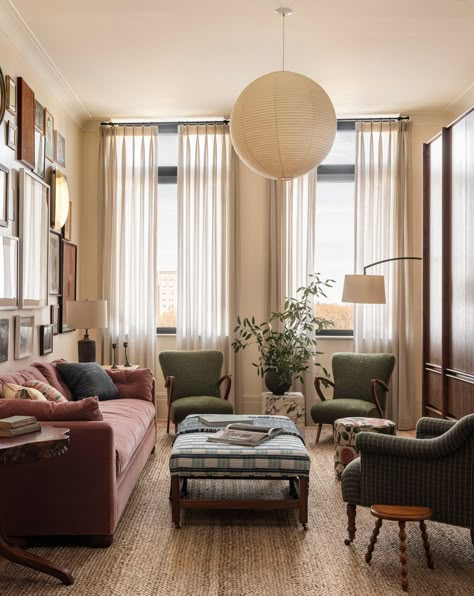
(66, 300), (108, 330)
(230, 71), (336, 180)
(51, 169), (70, 230)
(341, 275), (386, 304)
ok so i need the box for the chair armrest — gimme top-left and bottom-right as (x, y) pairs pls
(370, 378), (389, 417)
(416, 417), (456, 439)
(314, 377), (334, 401)
(218, 375), (232, 400)
(164, 375), (174, 406)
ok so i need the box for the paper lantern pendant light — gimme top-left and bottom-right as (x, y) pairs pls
(230, 8), (336, 181)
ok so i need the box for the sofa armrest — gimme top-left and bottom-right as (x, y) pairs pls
(105, 368), (155, 405)
(415, 417), (456, 439)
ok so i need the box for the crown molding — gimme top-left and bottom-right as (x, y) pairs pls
(0, 0), (91, 127)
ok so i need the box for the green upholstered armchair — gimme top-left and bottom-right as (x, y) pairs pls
(159, 350), (233, 433)
(310, 352), (396, 443)
(341, 414), (474, 546)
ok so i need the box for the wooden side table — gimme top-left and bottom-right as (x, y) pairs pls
(0, 426), (73, 586)
(261, 391), (305, 436)
(366, 504), (434, 592)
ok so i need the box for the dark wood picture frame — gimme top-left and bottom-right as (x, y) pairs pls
(60, 240), (77, 333)
(40, 324), (54, 355)
(17, 78), (35, 168)
(0, 318), (9, 363)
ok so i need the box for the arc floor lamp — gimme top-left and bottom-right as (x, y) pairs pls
(342, 257), (422, 304)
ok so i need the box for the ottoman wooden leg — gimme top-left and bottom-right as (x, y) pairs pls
(420, 521), (434, 569)
(171, 475), (181, 528)
(345, 503), (357, 545)
(399, 521), (409, 591)
(365, 518), (382, 563)
(298, 476), (309, 530)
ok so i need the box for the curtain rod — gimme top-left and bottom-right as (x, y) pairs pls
(338, 116), (410, 122)
(100, 120), (229, 127)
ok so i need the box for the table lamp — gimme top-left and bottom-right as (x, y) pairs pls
(66, 300), (108, 362)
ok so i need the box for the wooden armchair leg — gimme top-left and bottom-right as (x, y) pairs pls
(315, 424), (323, 444)
(345, 503), (357, 545)
(471, 528), (474, 546)
(166, 416), (170, 434)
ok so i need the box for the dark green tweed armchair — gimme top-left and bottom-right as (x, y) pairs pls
(159, 350), (233, 433)
(341, 414), (474, 546)
(310, 352), (396, 443)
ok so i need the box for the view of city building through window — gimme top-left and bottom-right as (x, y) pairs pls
(156, 125), (355, 334)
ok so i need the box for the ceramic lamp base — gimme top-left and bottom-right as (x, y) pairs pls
(78, 338), (96, 363)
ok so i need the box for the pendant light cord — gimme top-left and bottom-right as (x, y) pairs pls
(282, 12), (285, 71)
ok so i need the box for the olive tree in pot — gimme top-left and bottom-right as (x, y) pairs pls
(232, 275), (334, 394)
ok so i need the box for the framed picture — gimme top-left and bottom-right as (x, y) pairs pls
(14, 314), (34, 360)
(34, 131), (45, 179)
(50, 303), (60, 335)
(6, 121), (17, 150)
(54, 130), (66, 168)
(0, 68), (5, 126)
(60, 240), (77, 332)
(63, 201), (72, 240)
(45, 109), (54, 162)
(40, 324), (54, 355)
(34, 99), (44, 133)
(17, 78), (35, 168)
(49, 231), (61, 295)
(50, 169), (70, 231)
(19, 169), (49, 308)
(5, 75), (16, 114)
(0, 318), (9, 362)
(0, 164), (9, 227)
(0, 235), (18, 309)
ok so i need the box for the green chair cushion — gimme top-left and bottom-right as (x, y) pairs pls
(171, 396), (234, 424)
(159, 350), (223, 401)
(310, 399), (380, 425)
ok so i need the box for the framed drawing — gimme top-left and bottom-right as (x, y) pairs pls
(45, 109), (54, 161)
(49, 231), (61, 295)
(17, 78), (35, 168)
(14, 314), (34, 360)
(0, 67), (5, 126)
(63, 201), (72, 240)
(40, 324), (54, 355)
(6, 121), (17, 150)
(0, 319), (9, 362)
(0, 164), (8, 227)
(0, 235), (18, 309)
(19, 169), (49, 308)
(54, 130), (66, 168)
(34, 131), (45, 179)
(5, 75), (16, 114)
(50, 303), (60, 335)
(60, 240), (77, 332)
(34, 99), (45, 133)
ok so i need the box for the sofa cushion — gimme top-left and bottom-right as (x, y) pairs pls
(2, 383), (47, 401)
(104, 368), (154, 401)
(310, 399), (380, 425)
(23, 380), (68, 403)
(171, 396), (234, 424)
(56, 362), (120, 402)
(0, 396), (103, 421)
(32, 361), (73, 401)
(99, 399), (156, 475)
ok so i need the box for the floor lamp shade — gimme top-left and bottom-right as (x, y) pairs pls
(230, 71), (336, 180)
(342, 275), (386, 304)
(66, 300), (108, 362)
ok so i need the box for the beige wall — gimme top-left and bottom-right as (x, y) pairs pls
(0, 29), (82, 371)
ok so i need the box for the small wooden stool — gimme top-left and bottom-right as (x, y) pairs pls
(365, 504), (434, 592)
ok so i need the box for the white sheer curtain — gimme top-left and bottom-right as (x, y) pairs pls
(99, 125), (158, 372)
(354, 120), (417, 429)
(176, 124), (238, 402)
(267, 170), (318, 419)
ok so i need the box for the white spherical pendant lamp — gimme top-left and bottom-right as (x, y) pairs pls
(230, 70), (336, 180)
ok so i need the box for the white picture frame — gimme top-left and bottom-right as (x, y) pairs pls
(14, 314), (34, 360)
(0, 235), (19, 309)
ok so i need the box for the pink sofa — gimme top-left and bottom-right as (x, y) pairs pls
(0, 361), (156, 547)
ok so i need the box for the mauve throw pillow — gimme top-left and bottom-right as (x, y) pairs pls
(56, 362), (120, 401)
(104, 368), (154, 401)
(0, 396), (103, 421)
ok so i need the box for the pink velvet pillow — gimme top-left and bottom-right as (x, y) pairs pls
(0, 396), (103, 421)
(104, 368), (154, 401)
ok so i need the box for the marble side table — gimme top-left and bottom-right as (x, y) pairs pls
(261, 391), (305, 435)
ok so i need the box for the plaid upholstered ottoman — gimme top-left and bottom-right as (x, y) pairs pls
(334, 417), (396, 479)
(169, 415), (310, 529)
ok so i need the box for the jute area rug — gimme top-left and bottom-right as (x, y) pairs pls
(0, 426), (472, 596)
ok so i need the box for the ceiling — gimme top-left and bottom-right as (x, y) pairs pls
(8, 0), (474, 123)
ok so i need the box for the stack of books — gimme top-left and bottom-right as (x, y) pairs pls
(0, 415), (41, 438)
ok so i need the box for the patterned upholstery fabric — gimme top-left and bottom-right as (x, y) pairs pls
(341, 414), (474, 530)
(310, 352), (395, 426)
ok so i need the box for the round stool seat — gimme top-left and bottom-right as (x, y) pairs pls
(371, 504), (432, 522)
(333, 416), (396, 479)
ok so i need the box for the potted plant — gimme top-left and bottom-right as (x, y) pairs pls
(232, 274), (334, 394)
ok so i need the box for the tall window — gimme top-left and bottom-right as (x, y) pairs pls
(157, 127), (178, 332)
(315, 123), (355, 335)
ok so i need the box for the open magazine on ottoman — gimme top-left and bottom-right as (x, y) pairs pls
(207, 424), (284, 447)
